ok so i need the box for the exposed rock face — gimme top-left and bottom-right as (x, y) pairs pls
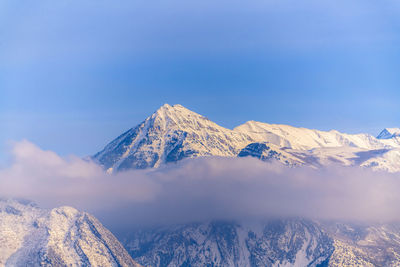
(238, 142), (304, 166)
(0, 199), (141, 267)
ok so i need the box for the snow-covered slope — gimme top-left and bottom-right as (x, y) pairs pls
(234, 122), (400, 172)
(323, 222), (400, 266)
(234, 121), (400, 150)
(93, 104), (400, 172)
(359, 148), (400, 172)
(93, 104), (254, 172)
(0, 199), (140, 267)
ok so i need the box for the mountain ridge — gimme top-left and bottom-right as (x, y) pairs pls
(92, 104), (400, 172)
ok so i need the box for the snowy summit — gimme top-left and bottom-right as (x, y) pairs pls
(93, 104), (400, 173)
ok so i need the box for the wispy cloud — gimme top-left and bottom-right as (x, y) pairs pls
(1, 140), (400, 232)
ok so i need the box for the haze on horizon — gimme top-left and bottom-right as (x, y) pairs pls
(2, 139), (400, 233)
(1, 0), (400, 159)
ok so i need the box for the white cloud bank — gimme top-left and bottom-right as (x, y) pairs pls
(1, 140), (400, 231)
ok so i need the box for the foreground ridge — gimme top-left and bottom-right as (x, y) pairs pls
(0, 199), (141, 267)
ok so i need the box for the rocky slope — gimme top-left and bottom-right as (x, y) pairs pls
(0, 199), (140, 267)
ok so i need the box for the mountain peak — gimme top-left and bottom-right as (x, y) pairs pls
(153, 103), (174, 115)
(93, 104), (253, 171)
(156, 103), (186, 111)
(153, 103), (197, 117)
(159, 103), (172, 109)
(150, 104), (207, 128)
(377, 128), (400, 139)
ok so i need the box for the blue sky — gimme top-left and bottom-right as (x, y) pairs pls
(1, 0), (400, 158)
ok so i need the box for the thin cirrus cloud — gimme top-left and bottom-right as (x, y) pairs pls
(1, 140), (400, 232)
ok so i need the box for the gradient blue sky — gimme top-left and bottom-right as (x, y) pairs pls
(1, 0), (400, 158)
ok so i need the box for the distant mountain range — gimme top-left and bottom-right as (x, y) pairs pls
(4, 104), (400, 266)
(93, 104), (400, 173)
(90, 104), (400, 266)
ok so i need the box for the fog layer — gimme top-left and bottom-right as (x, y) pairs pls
(1, 140), (399, 230)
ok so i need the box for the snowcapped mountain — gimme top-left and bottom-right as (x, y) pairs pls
(0, 199), (141, 267)
(89, 104), (400, 266)
(93, 104), (253, 172)
(93, 104), (400, 172)
(377, 128), (400, 140)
